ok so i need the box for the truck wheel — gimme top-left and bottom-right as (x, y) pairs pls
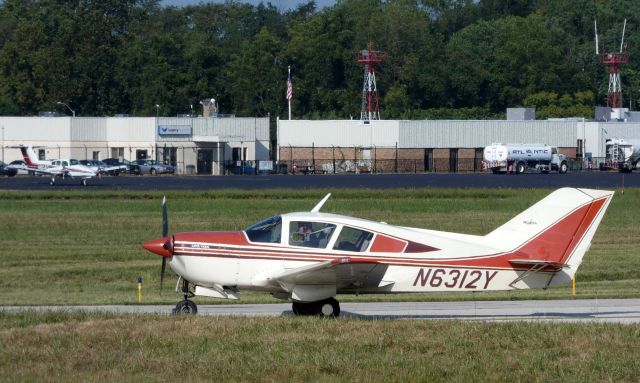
(559, 161), (568, 174)
(516, 162), (526, 174)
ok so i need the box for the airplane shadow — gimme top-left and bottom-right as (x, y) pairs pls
(280, 310), (640, 321)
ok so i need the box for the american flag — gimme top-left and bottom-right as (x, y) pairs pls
(286, 68), (293, 101)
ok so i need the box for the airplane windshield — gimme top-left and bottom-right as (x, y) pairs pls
(244, 216), (282, 243)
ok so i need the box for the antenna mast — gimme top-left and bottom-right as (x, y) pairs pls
(355, 42), (385, 121)
(595, 19), (629, 109)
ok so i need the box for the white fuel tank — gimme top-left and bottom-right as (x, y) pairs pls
(484, 144), (553, 162)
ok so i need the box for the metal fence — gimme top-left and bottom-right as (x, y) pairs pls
(237, 157), (607, 175)
(4, 144), (610, 175)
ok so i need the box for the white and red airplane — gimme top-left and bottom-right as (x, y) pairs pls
(8, 145), (110, 186)
(142, 188), (614, 316)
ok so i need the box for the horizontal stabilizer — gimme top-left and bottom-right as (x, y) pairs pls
(509, 259), (567, 271)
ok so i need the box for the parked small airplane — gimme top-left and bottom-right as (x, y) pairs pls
(142, 188), (614, 316)
(7, 145), (116, 186)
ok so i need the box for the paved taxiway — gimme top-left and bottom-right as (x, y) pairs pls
(4, 299), (640, 323)
(0, 172), (638, 190)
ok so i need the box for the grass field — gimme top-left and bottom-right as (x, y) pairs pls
(1, 312), (639, 382)
(0, 187), (638, 305)
(1, 187), (639, 382)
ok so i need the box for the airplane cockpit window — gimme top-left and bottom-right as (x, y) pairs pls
(62, 161), (69, 167)
(333, 226), (374, 252)
(289, 221), (336, 248)
(244, 216), (282, 243)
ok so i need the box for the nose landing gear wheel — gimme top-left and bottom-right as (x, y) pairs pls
(175, 299), (197, 315)
(174, 278), (197, 315)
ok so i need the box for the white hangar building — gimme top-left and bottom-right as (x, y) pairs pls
(1, 116), (270, 175)
(277, 118), (640, 172)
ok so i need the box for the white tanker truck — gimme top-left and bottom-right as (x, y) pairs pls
(602, 138), (640, 173)
(483, 143), (568, 174)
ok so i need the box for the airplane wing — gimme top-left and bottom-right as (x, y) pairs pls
(263, 257), (393, 301)
(7, 164), (58, 176)
(102, 165), (127, 173)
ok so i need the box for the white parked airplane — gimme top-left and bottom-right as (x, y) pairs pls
(142, 188), (614, 317)
(8, 145), (115, 186)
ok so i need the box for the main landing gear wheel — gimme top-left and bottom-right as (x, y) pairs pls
(175, 299), (197, 314)
(81, 179), (87, 186)
(292, 297), (340, 317)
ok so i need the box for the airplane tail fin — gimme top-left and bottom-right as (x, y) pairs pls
(19, 145), (39, 166)
(485, 188), (614, 283)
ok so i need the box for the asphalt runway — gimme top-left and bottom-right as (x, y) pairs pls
(4, 299), (640, 323)
(0, 171), (638, 190)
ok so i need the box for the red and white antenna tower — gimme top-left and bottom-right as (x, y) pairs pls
(355, 42), (385, 121)
(595, 19), (629, 108)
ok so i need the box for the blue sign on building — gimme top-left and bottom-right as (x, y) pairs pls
(158, 125), (192, 135)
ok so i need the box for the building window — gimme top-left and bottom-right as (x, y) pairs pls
(92, 151), (100, 160)
(38, 149), (45, 161)
(136, 150), (148, 160)
(159, 147), (177, 166)
(111, 147), (124, 159)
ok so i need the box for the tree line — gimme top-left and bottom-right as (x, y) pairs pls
(1, 0), (639, 124)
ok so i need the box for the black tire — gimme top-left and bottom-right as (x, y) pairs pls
(516, 162), (526, 174)
(292, 302), (316, 316)
(175, 299), (197, 315)
(6, 169), (17, 177)
(559, 161), (568, 174)
(150, 168), (157, 175)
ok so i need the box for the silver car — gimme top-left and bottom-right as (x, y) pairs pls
(133, 159), (175, 175)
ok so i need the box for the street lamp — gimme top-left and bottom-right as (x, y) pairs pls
(56, 101), (75, 117)
(155, 104), (160, 118)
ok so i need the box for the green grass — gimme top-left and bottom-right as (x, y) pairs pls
(0, 312), (639, 382)
(0, 188), (638, 305)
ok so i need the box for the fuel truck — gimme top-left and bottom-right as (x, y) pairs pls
(483, 143), (568, 174)
(601, 138), (640, 173)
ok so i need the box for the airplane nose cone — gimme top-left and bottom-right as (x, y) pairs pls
(142, 236), (174, 258)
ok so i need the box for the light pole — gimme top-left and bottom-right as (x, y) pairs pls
(155, 104), (160, 118)
(56, 101), (75, 117)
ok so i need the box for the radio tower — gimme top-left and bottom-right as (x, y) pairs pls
(595, 19), (629, 108)
(356, 42), (385, 121)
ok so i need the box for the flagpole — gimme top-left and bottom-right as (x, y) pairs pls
(288, 66), (292, 120)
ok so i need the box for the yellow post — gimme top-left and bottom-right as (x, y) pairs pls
(137, 277), (143, 303)
(572, 274), (576, 297)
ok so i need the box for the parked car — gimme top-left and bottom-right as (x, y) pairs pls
(102, 158), (141, 175)
(0, 160), (17, 177)
(79, 160), (108, 174)
(133, 159), (175, 175)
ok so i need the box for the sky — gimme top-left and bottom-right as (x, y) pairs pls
(161, 0), (337, 11)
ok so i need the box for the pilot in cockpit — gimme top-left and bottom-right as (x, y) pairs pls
(297, 222), (313, 242)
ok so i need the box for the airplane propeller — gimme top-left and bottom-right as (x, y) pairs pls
(160, 196), (168, 293)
